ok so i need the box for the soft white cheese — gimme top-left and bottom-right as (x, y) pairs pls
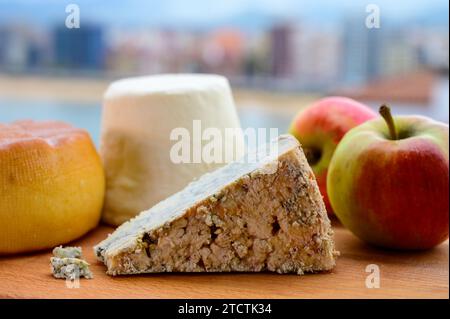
(100, 74), (243, 226)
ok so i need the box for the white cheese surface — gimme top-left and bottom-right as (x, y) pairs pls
(100, 74), (242, 226)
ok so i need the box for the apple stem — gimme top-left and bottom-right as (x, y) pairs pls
(379, 105), (398, 140)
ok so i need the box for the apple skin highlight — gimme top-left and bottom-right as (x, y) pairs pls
(328, 114), (449, 249)
(289, 96), (377, 215)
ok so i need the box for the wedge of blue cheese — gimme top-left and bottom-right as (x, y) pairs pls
(50, 246), (93, 280)
(95, 135), (337, 275)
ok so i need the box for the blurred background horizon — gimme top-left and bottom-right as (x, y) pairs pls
(0, 0), (448, 143)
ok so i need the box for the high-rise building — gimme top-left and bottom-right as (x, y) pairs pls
(342, 15), (383, 84)
(270, 23), (294, 78)
(53, 24), (105, 70)
(0, 25), (48, 71)
(380, 28), (421, 77)
(291, 25), (342, 89)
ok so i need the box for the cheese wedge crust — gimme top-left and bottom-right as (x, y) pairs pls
(95, 135), (337, 275)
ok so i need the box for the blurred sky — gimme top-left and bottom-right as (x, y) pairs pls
(0, 0), (448, 29)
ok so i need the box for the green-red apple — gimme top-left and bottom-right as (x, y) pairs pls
(289, 97), (377, 215)
(328, 105), (449, 249)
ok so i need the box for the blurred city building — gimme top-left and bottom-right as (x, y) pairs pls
(0, 1), (448, 131)
(342, 15), (384, 84)
(0, 24), (49, 71)
(53, 24), (105, 70)
(0, 2), (448, 96)
(270, 23), (294, 78)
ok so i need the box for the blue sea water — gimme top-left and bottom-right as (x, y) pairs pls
(0, 99), (292, 147)
(0, 99), (103, 144)
(1, 76), (448, 146)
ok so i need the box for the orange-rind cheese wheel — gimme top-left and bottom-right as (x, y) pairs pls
(0, 120), (105, 254)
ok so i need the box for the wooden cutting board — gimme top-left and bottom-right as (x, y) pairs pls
(0, 222), (448, 299)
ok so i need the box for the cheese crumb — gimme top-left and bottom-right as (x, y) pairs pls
(50, 246), (93, 280)
(52, 246), (82, 258)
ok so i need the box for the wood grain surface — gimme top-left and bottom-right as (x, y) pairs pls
(0, 222), (448, 299)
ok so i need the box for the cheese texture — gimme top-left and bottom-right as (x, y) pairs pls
(100, 74), (243, 226)
(50, 246), (93, 280)
(0, 120), (104, 255)
(50, 257), (93, 280)
(95, 135), (337, 275)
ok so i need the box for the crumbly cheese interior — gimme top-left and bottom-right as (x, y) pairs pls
(95, 135), (337, 275)
(50, 257), (93, 280)
(50, 246), (93, 280)
(52, 246), (82, 258)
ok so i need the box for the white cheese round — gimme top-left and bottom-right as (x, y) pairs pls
(100, 74), (243, 226)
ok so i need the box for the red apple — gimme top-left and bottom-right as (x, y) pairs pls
(289, 97), (377, 215)
(327, 105), (449, 249)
